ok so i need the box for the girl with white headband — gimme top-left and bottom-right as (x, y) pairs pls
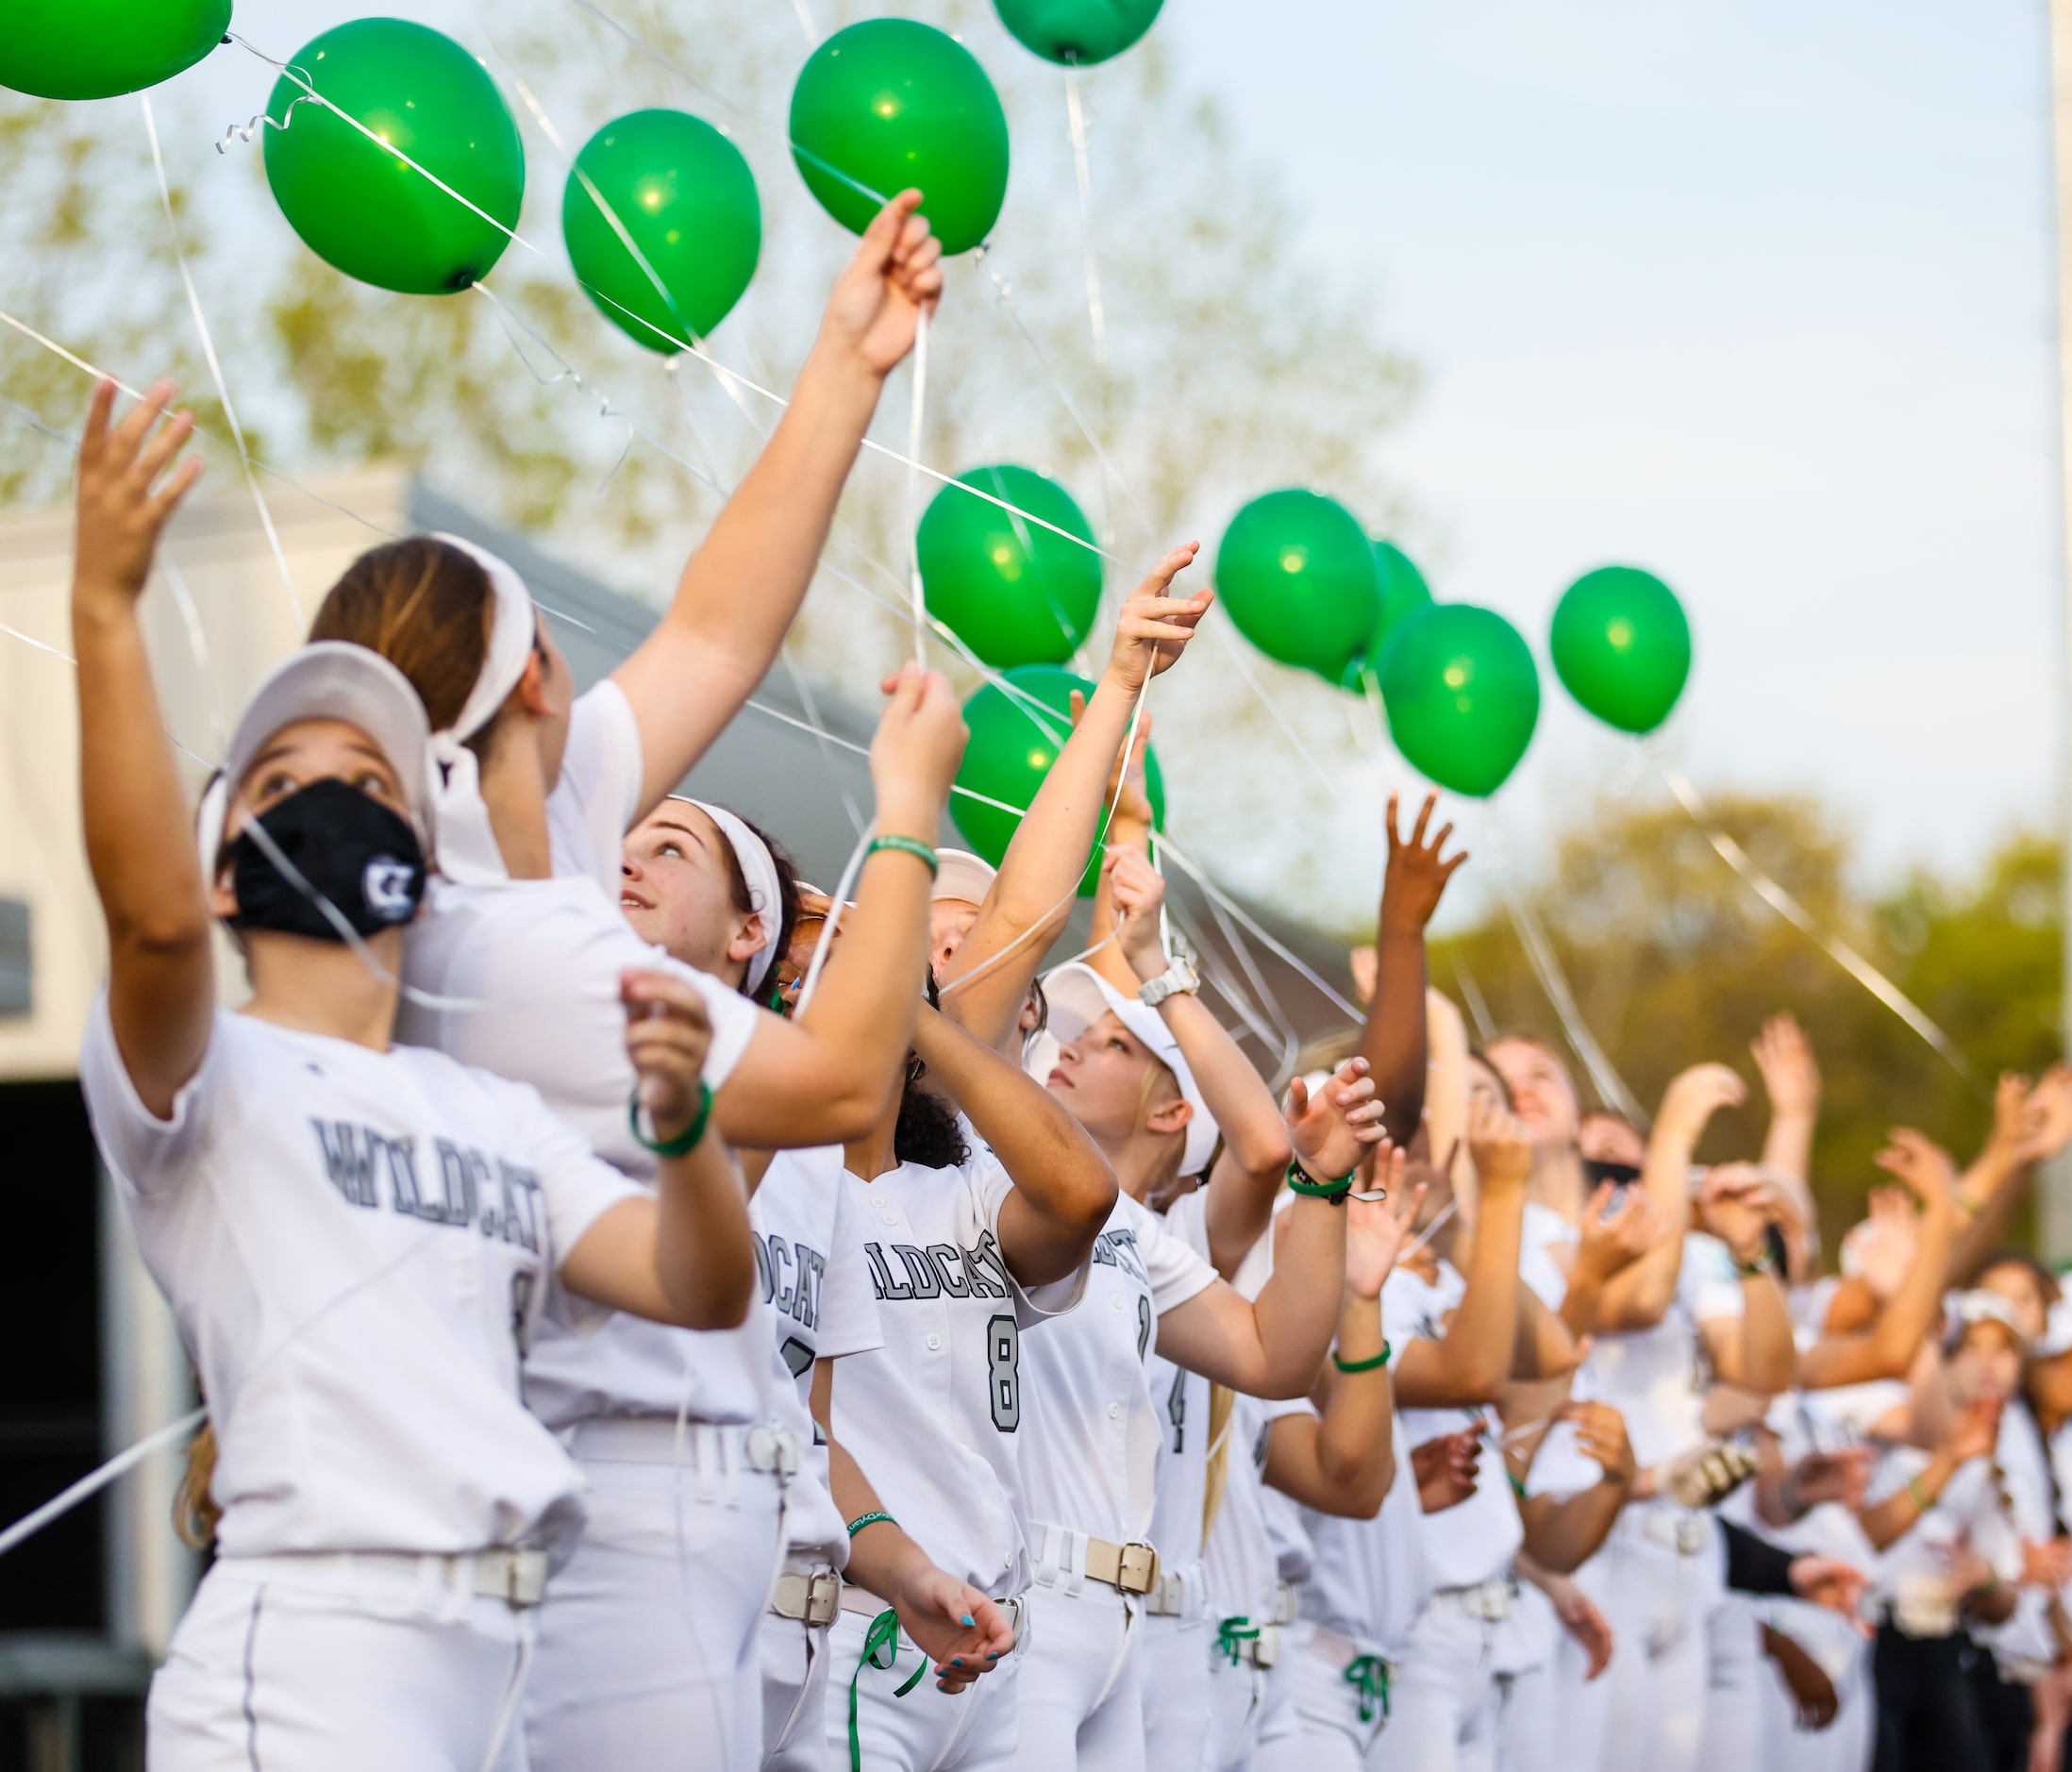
(71, 383), (758, 1768)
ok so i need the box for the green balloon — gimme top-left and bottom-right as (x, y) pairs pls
(993, 0), (1163, 66)
(563, 109), (760, 352)
(953, 664), (1166, 896)
(919, 467), (1102, 669)
(1215, 490), (1379, 684)
(1379, 604), (1539, 798)
(1, 0), (229, 100)
(263, 19), (525, 296)
(1550, 566), (1692, 734)
(789, 20), (1010, 256)
(1340, 539), (1434, 690)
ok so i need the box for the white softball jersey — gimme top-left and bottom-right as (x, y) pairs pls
(1019, 1189), (1218, 1543)
(80, 996), (642, 1561)
(396, 681), (772, 1431)
(1582, 1232), (1745, 1469)
(828, 1150), (1090, 1597)
(1145, 1183), (1221, 1575)
(1383, 1260), (1524, 1591)
(1866, 1446), (2022, 1620)
(1296, 1406), (1430, 1659)
(1519, 1199), (1577, 1312)
(1983, 1402), (2060, 1668)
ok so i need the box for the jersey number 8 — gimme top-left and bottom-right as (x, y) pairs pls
(987, 1313), (1020, 1433)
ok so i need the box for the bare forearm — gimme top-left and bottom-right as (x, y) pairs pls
(653, 1134), (756, 1329)
(1947, 1158), (2031, 1286)
(1310, 1295), (1394, 1499)
(789, 844), (934, 1105)
(1512, 1285), (1579, 1381)
(1361, 928), (1428, 1146)
(1760, 1112), (1815, 1187)
(1732, 1276), (1796, 1395)
(1399, 1197), (1524, 1408)
(1241, 1200), (1347, 1396)
(1857, 1450), (1957, 1551)
(1522, 1484), (1628, 1576)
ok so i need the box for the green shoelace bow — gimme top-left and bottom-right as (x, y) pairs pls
(847, 1608), (928, 1770)
(1345, 1653), (1391, 1725)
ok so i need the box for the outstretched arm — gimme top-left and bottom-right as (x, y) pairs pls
(940, 549), (1210, 1053)
(1946, 1070), (2072, 1286)
(1360, 794), (1466, 1146)
(908, 1003), (1116, 1287)
(72, 379), (211, 1118)
(1750, 1014), (1820, 1188)
(1517, 1403), (1636, 1574)
(612, 194), (944, 812)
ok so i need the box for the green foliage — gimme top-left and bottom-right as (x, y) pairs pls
(1434, 795), (2063, 1254)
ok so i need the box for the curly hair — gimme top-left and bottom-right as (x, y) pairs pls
(894, 968), (971, 1170)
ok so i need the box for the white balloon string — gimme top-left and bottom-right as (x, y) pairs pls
(1209, 622), (1341, 796)
(1397, 1193), (1459, 1264)
(795, 822), (876, 1015)
(0, 1409), (207, 1561)
(1653, 753), (1980, 1091)
(1448, 951), (1498, 1046)
(905, 306), (931, 669)
(1154, 835), (1363, 1023)
(141, 95), (305, 627)
(1061, 65), (1108, 385)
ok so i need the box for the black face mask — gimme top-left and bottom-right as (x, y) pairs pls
(1580, 1156), (1642, 1191)
(226, 777), (426, 943)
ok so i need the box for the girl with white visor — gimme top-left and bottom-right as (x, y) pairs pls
(618, 801), (1025, 1769)
(302, 196), (953, 1772)
(69, 382), (753, 1771)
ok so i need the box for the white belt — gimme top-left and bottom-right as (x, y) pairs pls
(1303, 1620), (1389, 1673)
(1435, 1580), (1512, 1624)
(1639, 1510), (1709, 1559)
(1143, 1560), (1208, 1620)
(771, 1567), (842, 1628)
(1029, 1522), (1161, 1596)
(1268, 1581), (1299, 1627)
(217, 1547), (549, 1610)
(565, 1416), (802, 1477)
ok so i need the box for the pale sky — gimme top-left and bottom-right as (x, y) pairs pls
(1159, 0), (2064, 884)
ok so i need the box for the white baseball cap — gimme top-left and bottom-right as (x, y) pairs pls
(1947, 1288), (2030, 1352)
(933, 848), (997, 910)
(1029, 960), (1218, 1178)
(196, 642), (433, 871)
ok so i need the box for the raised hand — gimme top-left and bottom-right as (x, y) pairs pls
(870, 663), (969, 833)
(1789, 1447), (1873, 1513)
(1102, 847), (1168, 980)
(1343, 1158), (1418, 1299)
(819, 192), (945, 378)
(1286, 1057), (1389, 1183)
(1106, 543), (1211, 694)
(1750, 1014), (1821, 1120)
(1574, 1181), (1662, 1283)
(1379, 792), (1468, 935)
(2016, 1065), (2072, 1165)
(1563, 1400), (1637, 1487)
(75, 378), (203, 606)
(1466, 1093), (1533, 1196)
(1656, 1062), (1747, 1140)
(1412, 1429), (1481, 1513)
(1872, 1128), (1956, 1209)
(622, 969), (714, 1136)
(1695, 1164), (1778, 1266)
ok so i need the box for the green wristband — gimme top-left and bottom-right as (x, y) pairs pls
(866, 835), (939, 878)
(1905, 1474), (1933, 1514)
(846, 1510), (897, 1540)
(1332, 1342), (1390, 1375)
(1286, 1159), (1355, 1203)
(627, 1081), (712, 1159)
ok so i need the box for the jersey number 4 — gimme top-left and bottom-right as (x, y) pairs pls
(987, 1313), (1021, 1433)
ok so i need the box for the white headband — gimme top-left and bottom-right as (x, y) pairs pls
(426, 534), (539, 885)
(677, 798), (782, 995)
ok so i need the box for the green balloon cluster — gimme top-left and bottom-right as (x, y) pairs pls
(264, 20), (525, 295)
(1341, 539), (1434, 689)
(919, 468), (1101, 669)
(1379, 604), (1539, 798)
(954, 665), (1166, 895)
(1550, 566), (1691, 734)
(789, 19), (1010, 255)
(1215, 490), (1379, 685)
(563, 109), (760, 352)
(1, 0), (229, 100)
(993, 0), (1164, 66)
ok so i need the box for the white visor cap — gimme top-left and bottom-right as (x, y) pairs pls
(932, 848), (997, 910)
(196, 642), (433, 872)
(1030, 960), (1218, 1179)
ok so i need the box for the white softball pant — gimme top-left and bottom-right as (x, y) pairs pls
(1015, 1578), (1147, 1772)
(1262, 1622), (1389, 1772)
(147, 1555), (532, 1771)
(821, 1594), (1028, 1772)
(1139, 1607), (1214, 1772)
(760, 1568), (837, 1772)
(524, 1425), (786, 1772)
(1578, 1509), (1721, 1772)
(1202, 1641), (1270, 1771)
(1380, 1588), (1507, 1772)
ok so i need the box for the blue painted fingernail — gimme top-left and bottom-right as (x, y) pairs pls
(952, 1657), (964, 1666)
(961, 1613), (975, 1628)
(988, 1650), (1001, 1660)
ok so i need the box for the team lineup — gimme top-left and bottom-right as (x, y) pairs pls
(57, 190), (2072, 1772)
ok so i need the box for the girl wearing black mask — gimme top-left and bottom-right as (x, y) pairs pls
(71, 378), (757, 1772)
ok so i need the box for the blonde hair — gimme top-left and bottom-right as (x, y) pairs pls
(174, 1423), (221, 1549)
(1133, 1055), (1188, 1197)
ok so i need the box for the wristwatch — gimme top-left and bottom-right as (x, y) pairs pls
(1139, 955), (1199, 1009)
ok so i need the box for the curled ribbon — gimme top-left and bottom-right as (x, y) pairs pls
(1344, 1653), (1391, 1725)
(848, 1609), (928, 1770)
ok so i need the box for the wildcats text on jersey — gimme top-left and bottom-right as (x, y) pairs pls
(756, 1233), (829, 1329)
(309, 1118), (546, 1250)
(862, 1229), (1014, 1303)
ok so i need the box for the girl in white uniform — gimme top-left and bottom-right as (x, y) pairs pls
(66, 381), (751, 1771)
(304, 199), (952, 1772)
(619, 802), (1021, 1770)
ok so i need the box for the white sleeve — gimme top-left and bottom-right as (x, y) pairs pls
(969, 1151), (1090, 1326)
(686, 962), (757, 1095)
(1680, 1234), (1746, 1323)
(77, 992), (228, 1197)
(514, 1086), (648, 1274)
(1382, 1270), (1445, 1351)
(817, 1174), (886, 1361)
(547, 680), (646, 893)
(1141, 1207), (1218, 1317)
